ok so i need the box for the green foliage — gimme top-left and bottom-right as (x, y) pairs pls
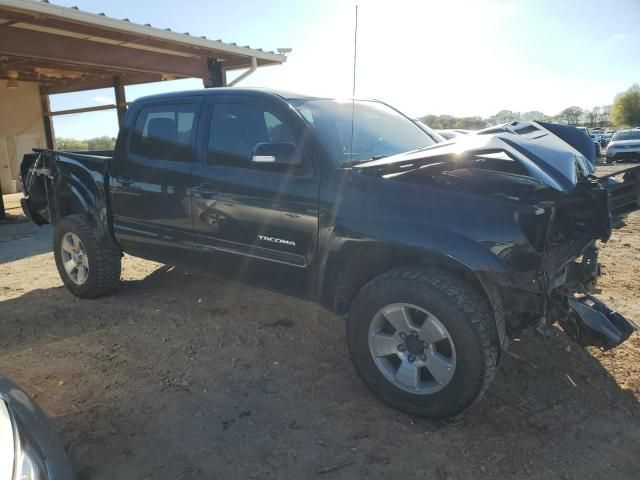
(612, 84), (640, 128)
(557, 106), (583, 125)
(419, 114), (487, 130)
(56, 136), (116, 151)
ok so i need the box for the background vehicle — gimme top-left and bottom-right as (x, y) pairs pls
(1, 374), (76, 480)
(20, 89), (640, 418)
(606, 129), (640, 163)
(575, 126), (604, 158)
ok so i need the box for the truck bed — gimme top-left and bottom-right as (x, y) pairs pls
(21, 149), (112, 225)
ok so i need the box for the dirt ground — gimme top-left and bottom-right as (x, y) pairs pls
(1, 170), (639, 479)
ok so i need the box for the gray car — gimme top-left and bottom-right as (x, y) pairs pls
(606, 129), (640, 163)
(0, 375), (76, 480)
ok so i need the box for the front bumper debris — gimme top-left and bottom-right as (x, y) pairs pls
(565, 295), (638, 349)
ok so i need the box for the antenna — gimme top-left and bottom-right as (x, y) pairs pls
(350, 4), (359, 162)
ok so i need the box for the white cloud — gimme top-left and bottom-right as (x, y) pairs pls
(608, 33), (628, 43)
(92, 95), (113, 104)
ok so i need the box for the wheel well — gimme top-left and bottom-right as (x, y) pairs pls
(57, 193), (87, 222)
(332, 247), (495, 317)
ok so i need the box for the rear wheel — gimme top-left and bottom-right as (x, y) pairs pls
(346, 266), (500, 418)
(54, 215), (121, 298)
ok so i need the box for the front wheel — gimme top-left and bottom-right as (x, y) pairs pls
(346, 267), (500, 419)
(53, 215), (121, 298)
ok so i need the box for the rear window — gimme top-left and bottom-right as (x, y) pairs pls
(130, 104), (197, 162)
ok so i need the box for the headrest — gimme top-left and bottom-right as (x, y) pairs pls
(147, 118), (177, 142)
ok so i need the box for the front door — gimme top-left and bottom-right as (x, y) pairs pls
(190, 97), (320, 297)
(109, 99), (201, 264)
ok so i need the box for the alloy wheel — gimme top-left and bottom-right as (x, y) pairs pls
(368, 303), (456, 394)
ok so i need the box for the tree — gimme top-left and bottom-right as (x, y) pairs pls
(55, 136), (116, 151)
(599, 105), (611, 127)
(520, 111), (548, 122)
(611, 84), (640, 128)
(588, 106), (601, 128)
(418, 115), (488, 130)
(486, 110), (519, 126)
(557, 106), (583, 125)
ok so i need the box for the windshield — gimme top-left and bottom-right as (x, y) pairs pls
(290, 99), (437, 164)
(612, 130), (640, 141)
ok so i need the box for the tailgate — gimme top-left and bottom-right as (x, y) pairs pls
(20, 150), (53, 225)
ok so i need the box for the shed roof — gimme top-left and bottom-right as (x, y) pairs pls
(0, 0), (287, 93)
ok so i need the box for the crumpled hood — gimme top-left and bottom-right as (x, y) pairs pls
(356, 122), (594, 193)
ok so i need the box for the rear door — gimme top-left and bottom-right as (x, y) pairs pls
(109, 99), (201, 263)
(190, 95), (320, 297)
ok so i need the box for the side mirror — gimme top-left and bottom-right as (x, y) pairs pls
(251, 142), (301, 166)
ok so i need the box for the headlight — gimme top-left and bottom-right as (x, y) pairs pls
(0, 400), (46, 480)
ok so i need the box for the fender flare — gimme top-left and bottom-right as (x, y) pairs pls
(52, 161), (119, 252)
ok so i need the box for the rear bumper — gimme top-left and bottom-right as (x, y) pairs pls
(20, 197), (35, 223)
(606, 150), (640, 161)
(20, 196), (48, 226)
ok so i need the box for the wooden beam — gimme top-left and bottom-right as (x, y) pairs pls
(113, 76), (127, 128)
(0, 183), (5, 219)
(42, 73), (161, 94)
(47, 104), (117, 117)
(39, 88), (54, 149)
(0, 27), (206, 78)
(0, 71), (69, 84)
(2, 55), (153, 77)
(203, 58), (225, 88)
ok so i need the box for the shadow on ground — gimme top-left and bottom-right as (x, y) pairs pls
(0, 265), (638, 480)
(0, 222), (52, 264)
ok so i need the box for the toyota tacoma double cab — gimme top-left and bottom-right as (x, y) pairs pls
(20, 89), (640, 418)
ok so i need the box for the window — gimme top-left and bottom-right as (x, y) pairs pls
(130, 104), (197, 162)
(612, 130), (640, 141)
(207, 103), (295, 166)
(289, 99), (436, 165)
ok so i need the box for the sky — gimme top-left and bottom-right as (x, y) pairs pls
(48, 0), (640, 139)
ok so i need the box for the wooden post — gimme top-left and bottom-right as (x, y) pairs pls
(203, 58), (226, 88)
(0, 181), (5, 220)
(39, 87), (54, 149)
(114, 76), (127, 128)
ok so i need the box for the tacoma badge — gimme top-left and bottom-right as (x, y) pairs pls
(258, 235), (297, 247)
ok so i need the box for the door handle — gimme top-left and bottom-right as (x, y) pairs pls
(190, 183), (219, 198)
(115, 175), (134, 187)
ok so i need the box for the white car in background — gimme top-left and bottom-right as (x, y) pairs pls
(606, 129), (640, 163)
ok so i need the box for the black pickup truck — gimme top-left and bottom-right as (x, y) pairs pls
(20, 88), (640, 418)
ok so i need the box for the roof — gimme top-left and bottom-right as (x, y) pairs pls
(0, 0), (287, 93)
(133, 87), (326, 103)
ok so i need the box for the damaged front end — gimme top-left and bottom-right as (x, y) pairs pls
(357, 121), (640, 350)
(490, 172), (639, 350)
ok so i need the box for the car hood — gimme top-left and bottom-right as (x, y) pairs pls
(355, 127), (593, 193)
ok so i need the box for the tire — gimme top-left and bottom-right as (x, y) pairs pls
(53, 214), (121, 298)
(346, 266), (500, 419)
